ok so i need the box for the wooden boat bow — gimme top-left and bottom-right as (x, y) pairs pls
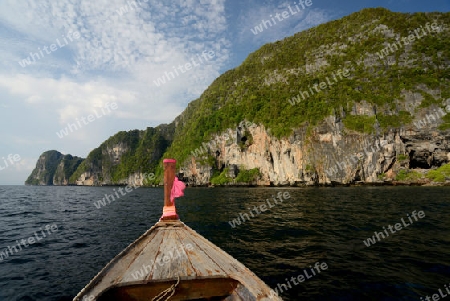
(73, 159), (282, 301)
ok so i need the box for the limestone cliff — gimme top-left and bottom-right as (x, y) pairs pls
(165, 8), (450, 186)
(69, 124), (174, 186)
(26, 151), (84, 185)
(25, 8), (450, 187)
(180, 107), (450, 186)
(53, 154), (84, 185)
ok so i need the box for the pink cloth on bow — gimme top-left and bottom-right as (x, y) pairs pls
(170, 177), (186, 203)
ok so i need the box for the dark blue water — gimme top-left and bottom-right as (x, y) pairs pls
(0, 186), (449, 301)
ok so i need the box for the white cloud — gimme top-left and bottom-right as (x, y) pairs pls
(0, 74), (134, 123)
(0, 0), (233, 184)
(0, 0), (231, 126)
(8, 156), (36, 173)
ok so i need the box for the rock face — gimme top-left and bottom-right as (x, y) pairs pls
(53, 154), (84, 185)
(180, 113), (450, 186)
(73, 144), (152, 186)
(164, 9), (450, 186)
(69, 124), (174, 186)
(26, 151), (84, 185)
(25, 9), (450, 187)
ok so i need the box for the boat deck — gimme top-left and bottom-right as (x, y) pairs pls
(74, 220), (281, 300)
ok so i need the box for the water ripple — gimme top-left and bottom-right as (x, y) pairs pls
(0, 186), (448, 300)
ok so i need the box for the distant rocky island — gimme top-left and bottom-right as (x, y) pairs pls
(26, 151), (83, 185)
(26, 8), (450, 187)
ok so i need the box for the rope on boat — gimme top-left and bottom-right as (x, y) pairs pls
(151, 276), (180, 301)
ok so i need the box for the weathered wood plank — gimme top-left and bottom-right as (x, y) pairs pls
(152, 227), (196, 280)
(224, 289), (244, 301)
(73, 225), (160, 299)
(109, 229), (159, 283)
(173, 225), (228, 278)
(182, 225), (276, 299)
(118, 228), (166, 282)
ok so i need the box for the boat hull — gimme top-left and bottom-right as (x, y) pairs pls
(73, 221), (282, 301)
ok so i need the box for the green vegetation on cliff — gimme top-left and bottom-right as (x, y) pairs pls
(163, 8), (450, 169)
(426, 163), (450, 182)
(26, 8), (450, 186)
(394, 163), (450, 182)
(26, 151), (83, 185)
(69, 124), (174, 185)
(235, 168), (261, 184)
(210, 167), (261, 185)
(53, 155), (84, 184)
(26, 150), (62, 185)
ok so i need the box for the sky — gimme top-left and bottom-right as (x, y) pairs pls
(0, 0), (448, 185)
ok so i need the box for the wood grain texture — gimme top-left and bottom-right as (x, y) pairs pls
(73, 220), (283, 301)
